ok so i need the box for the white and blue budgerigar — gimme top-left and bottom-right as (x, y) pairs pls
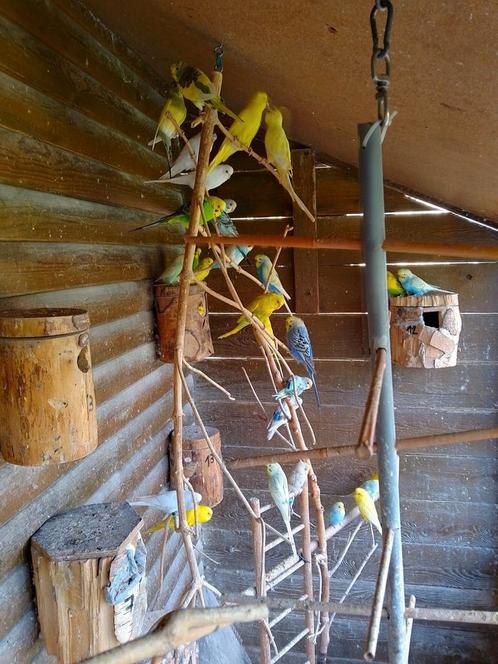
(288, 460), (310, 511)
(211, 245), (253, 269)
(214, 199), (239, 237)
(254, 254), (291, 300)
(267, 394), (302, 440)
(266, 463), (297, 557)
(129, 489), (201, 516)
(273, 375), (313, 402)
(397, 268), (452, 296)
(286, 316), (320, 406)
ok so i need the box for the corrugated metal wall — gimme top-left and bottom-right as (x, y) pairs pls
(198, 157), (498, 663)
(0, 1), (188, 660)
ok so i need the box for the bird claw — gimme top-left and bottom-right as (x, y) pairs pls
(191, 113), (207, 128)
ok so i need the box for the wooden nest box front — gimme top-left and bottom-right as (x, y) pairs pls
(389, 293), (462, 368)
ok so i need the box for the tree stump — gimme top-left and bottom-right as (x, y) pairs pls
(176, 425), (224, 508)
(154, 284), (213, 363)
(31, 502), (146, 664)
(389, 293), (462, 368)
(0, 308), (98, 466)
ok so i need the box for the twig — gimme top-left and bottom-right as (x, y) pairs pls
(328, 522), (363, 578)
(357, 348), (387, 459)
(183, 359), (235, 401)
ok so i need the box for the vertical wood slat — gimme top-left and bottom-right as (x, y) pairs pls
(291, 149), (319, 313)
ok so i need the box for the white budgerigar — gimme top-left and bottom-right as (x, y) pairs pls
(155, 132), (217, 180)
(266, 463), (297, 557)
(288, 460), (310, 510)
(148, 164), (234, 191)
(130, 490), (201, 515)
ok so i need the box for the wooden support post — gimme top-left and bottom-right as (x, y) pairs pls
(298, 478), (316, 664)
(250, 498), (271, 664)
(291, 149), (319, 313)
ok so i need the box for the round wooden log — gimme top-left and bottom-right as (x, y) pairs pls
(0, 308), (98, 466)
(31, 503), (145, 664)
(154, 284), (213, 363)
(180, 424), (223, 507)
(389, 293), (462, 368)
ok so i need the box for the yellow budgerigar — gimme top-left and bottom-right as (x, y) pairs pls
(145, 505), (213, 533)
(171, 61), (239, 120)
(209, 91), (269, 171)
(387, 270), (405, 297)
(149, 83), (187, 156)
(191, 257), (214, 283)
(218, 293), (285, 339)
(354, 487), (382, 534)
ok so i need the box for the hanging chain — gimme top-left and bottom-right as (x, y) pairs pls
(370, 0), (394, 129)
(214, 43), (224, 72)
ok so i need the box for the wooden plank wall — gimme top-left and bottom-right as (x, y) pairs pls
(198, 158), (498, 663)
(0, 1), (189, 661)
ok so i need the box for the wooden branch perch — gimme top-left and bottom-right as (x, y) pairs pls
(356, 348), (387, 459)
(81, 605), (267, 664)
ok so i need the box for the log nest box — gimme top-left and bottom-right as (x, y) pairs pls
(389, 293), (462, 368)
(31, 502), (146, 664)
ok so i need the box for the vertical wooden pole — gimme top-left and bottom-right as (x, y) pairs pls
(298, 478), (316, 664)
(171, 66), (222, 589)
(291, 149), (319, 313)
(250, 498), (271, 664)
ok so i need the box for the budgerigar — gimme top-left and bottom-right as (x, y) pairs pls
(148, 83), (186, 157)
(264, 106), (301, 205)
(209, 91), (269, 171)
(273, 375), (313, 401)
(191, 257), (214, 283)
(151, 163), (234, 191)
(266, 463), (297, 557)
(286, 316), (320, 406)
(361, 472), (379, 499)
(255, 254), (291, 300)
(130, 490), (201, 515)
(218, 293), (285, 340)
(326, 501), (346, 528)
(354, 487), (382, 535)
(387, 270), (405, 297)
(288, 461), (310, 510)
(267, 394), (302, 440)
(397, 268), (452, 296)
(156, 251), (185, 285)
(211, 245), (253, 269)
(192, 247), (202, 271)
(213, 200), (238, 237)
(146, 505), (213, 533)
(132, 197), (225, 232)
(154, 132), (217, 180)
(171, 62), (239, 120)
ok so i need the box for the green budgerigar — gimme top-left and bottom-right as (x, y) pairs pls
(131, 197), (225, 232)
(266, 463), (297, 557)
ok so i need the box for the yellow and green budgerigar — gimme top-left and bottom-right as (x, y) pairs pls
(353, 487), (382, 534)
(171, 61), (239, 120)
(149, 83), (187, 156)
(191, 257), (214, 283)
(132, 196), (226, 232)
(192, 247), (202, 271)
(145, 505), (213, 533)
(387, 270), (405, 297)
(209, 91), (269, 171)
(218, 293), (285, 340)
(266, 463), (297, 557)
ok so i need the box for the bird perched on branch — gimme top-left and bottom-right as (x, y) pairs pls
(326, 501), (345, 528)
(218, 293), (285, 340)
(131, 197), (225, 232)
(354, 487), (382, 535)
(211, 245), (253, 269)
(130, 490), (202, 515)
(255, 254), (291, 300)
(264, 107), (300, 204)
(145, 505), (213, 534)
(154, 132), (217, 181)
(148, 83), (187, 157)
(213, 199), (238, 237)
(267, 394), (302, 440)
(361, 472), (379, 499)
(266, 463), (297, 557)
(171, 61), (239, 121)
(286, 316), (320, 406)
(387, 270), (405, 297)
(397, 268), (452, 296)
(191, 257), (214, 283)
(288, 460), (310, 510)
(209, 91), (269, 171)
(273, 375), (313, 401)
(149, 163), (234, 191)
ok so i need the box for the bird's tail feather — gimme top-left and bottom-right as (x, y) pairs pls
(210, 97), (240, 122)
(310, 374), (320, 407)
(285, 519), (298, 557)
(129, 217), (164, 232)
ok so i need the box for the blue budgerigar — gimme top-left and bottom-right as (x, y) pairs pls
(397, 268), (452, 296)
(361, 473), (379, 499)
(254, 254), (291, 300)
(326, 501), (346, 528)
(267, 394), (302, 440)
(211, 245), (253, 269)
(214, 199), (239, 237)
(266, 463), (297, 557)
(286, 316), (320, 406)
(273, 375), (313, 402)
